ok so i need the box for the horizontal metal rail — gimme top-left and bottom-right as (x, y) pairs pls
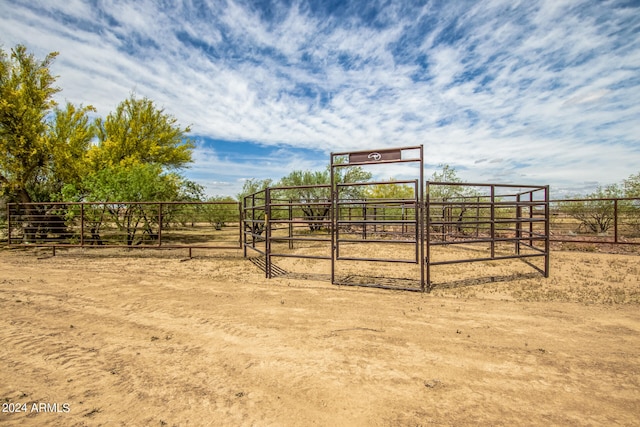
(427, 252), (547, 266)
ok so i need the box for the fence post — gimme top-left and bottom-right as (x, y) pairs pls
(238, 202), (243, 250)
(7, 203), (11, 246)
(289, 199), (294, 250)
(516, 194), (521, 255)
(544, 186), (550, 278)
(614, 199), (618, 244)
(158, 203), (163, 247)
(264, 188), (271, 279)
(80, 203), (85, 246)
(242, 197), (248, 257)
(425, 182), (431, 289)
(490, 185), (496, 259)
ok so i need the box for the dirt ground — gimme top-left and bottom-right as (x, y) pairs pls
(1, 246), (639, 426)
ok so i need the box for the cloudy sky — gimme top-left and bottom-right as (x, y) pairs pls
(2, 0), (639, 197)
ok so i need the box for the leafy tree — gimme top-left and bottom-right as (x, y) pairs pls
(562, 184), (623, 234)
(278, 170), (332, 231)
(42, 103), (97, 200)
(427, 164), (469, 200)
(89, 94), (194, 170)
(63, 164), (187, 245)
(278, 166), (372, 231)
(0, 44), (60, 204)
(239, 178), (272, 235)
(426, 164), (499, 236)
(621, 172), (640, 235)
(0, 45), (97, 241)
(365, 179), (415, 200)
(623, 172), (640, 198)
(203, 196), (238, 229)
(238, 178), (273, 200)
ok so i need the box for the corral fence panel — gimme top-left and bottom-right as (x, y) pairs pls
(549, 197), (640, 246)
(426, 182), (550, 286)
(7, 201), (242, 256)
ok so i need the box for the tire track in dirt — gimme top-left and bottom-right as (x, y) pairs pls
(2, 251), (640, 425)
(0, 269), (284, 425)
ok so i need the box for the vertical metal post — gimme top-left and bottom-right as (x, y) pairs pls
(529, 191), (534, 247)
(251, 194), (256, 250)
(330, 153), (336, 284)
(475, 197), (480, 238)
(614, 199), (618, 244)
(265, 187), (271, 279)
(7, 203), (12, 246)
(544, 185), (550, 278)
(425, 180), (430, 291)
(414, 181), (419, 264)
(373, 206), (377, 233)
(363, 202), (367, 240)
(80, 203), (85, 246)
(289, 199), (294, 250)
(157, 203), (163, 247)
(418, 144), (424, 292)
(238, 202), (243, 251)
(516, 194), (522, 255)
(490, 185), (496, 259)
(335, 194), (341, 259)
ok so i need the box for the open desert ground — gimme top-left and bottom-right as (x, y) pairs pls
(1, 246), (639, 426)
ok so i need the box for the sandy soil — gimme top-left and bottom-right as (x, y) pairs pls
(1, 246), (639, 426)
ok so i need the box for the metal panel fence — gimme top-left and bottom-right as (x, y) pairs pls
(5, 194), (638, 289)
(7, 201), (241, 255)
(426, 183), (550, 286)
(549, 197), (640, 246)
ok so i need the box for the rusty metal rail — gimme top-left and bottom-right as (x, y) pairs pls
(7, 201), (242, 256)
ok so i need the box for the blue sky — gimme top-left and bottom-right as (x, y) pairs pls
(2, 0), (639, 198)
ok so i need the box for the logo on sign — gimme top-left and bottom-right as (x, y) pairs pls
(367, 152), (382, 161)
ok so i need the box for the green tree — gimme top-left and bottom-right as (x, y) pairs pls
(203, 196), (238, 229)
(427, 164), (469, 200)
(365, 179), (415, 200)
(621, 172), (640, 235)
(42, 102), (96, 200)
(0, 44), (60, 204)
(238, 178), (273, 200)
(278, 170), (332, 231)
(623, 172), (640, 198)
(63, 164), (187, 245)
(563, 184), (623, 234)
(278, 166), (372, 231)
(89, 94), (194, 170)
(239, 178), (272, 236)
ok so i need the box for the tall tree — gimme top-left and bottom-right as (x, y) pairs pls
(42, 102), (96, 200)
(238, 178), (273, 236)
(562, 184), (624, 234)
(89, 94), (194, 170)
(0, 44), (60, 203)
(427, 164), (469, 200)
(365, 179), (415, 200)
(278, 166), (372, 231)
(623, 172), (640, 198)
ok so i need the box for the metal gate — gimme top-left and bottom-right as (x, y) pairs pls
(330, 146), (426, 291)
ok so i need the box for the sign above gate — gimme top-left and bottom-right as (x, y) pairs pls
(348, 149), (402, 164)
